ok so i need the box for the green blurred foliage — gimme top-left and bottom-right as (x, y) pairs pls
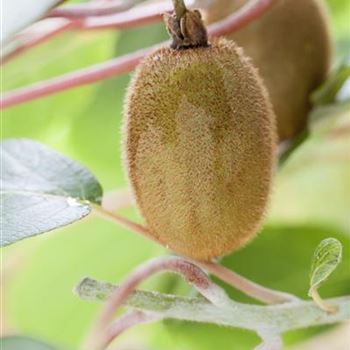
(2, 1), (350, 349)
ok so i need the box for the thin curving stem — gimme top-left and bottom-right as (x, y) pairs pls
(209, 0), (278, 37)
(199, 261), (299, 304)
(1, 18), (78, 64)
(1, 1), (171, 65)
(103, 310), (162, 349)
(84, 256), (230, 349)
(92, 204), (160, 245)
(48, 0), (139, 18)
(1, 44), (154, 108)
(101, 188), (134, 212)
(93, 204), (299, 306)
(94, 203), (299, 307)
(80, 1), (172, 30)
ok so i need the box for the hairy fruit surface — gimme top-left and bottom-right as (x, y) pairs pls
(123, 37), (277, 261)
(205, 0), (332, 141)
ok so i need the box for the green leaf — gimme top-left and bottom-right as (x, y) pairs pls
(308, 237), (343, 313)
(309, 238), (343, 293)
(1, 336), (58, 350)
(0, 138), (102, 247)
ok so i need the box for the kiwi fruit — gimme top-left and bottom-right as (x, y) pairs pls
(123, 6), (277, 261)
(204, 0), (332, 141)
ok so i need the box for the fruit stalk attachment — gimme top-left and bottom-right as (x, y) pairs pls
(172, 0), (187, 19)
(165, 0), (209, 49)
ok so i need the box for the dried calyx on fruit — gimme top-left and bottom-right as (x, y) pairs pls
(204, 0), (332, 141)
(123, 0), (277, 261)
(163, 0), (208, 49)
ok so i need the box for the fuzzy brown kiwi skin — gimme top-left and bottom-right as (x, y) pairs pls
(204, 0), (332, 142)
(123, 37), (277, 261)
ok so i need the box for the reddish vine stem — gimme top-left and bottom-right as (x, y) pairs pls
(85, 256), (229, 350)
(93, 205), (300, 306)
(93, 205), (160, 245)
(1, 1), (171, 65)
(81, 1), (173, 29)
(209, 0), (277, 37)
(10, 0), (144, 66)
(101, 188), (134, 212)
(103, 310), (162, 349)
(199, 262), (299, 304)
(95, 201), (298, 305)
(48, 0), (138, 18)
(1, 19), (78, 64)
(1, 0), (277, 109)
(1, 45), (153, 109)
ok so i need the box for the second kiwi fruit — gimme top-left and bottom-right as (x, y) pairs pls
(204, 0), (332, 141)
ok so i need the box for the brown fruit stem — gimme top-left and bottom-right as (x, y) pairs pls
(165, 0), (209, 49)
(93, 205), (161, 245)
(172, 0), (187, 19)
(101, 188), (134, 212)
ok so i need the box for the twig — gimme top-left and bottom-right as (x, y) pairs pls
(1, 1), (168, 64)
(48, 0), (139, 18)
(80, 1), (173, 29)
(209, 0), (278, 37)
(76, 277), (350, 333)
(1, 45), (155, 108)
(1, 0), (277, 109)
(93, 205), (299, 306)
(101, 188), (134, 212)
(255, 330), (283, 350)
(84, 256), (230, 349)
(103, 310), (162, 349)
(1, 18), (78, 64)
(200, 261), (299, 304)
(81, 0), (276, 31)
(92, 204), (159, 244)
